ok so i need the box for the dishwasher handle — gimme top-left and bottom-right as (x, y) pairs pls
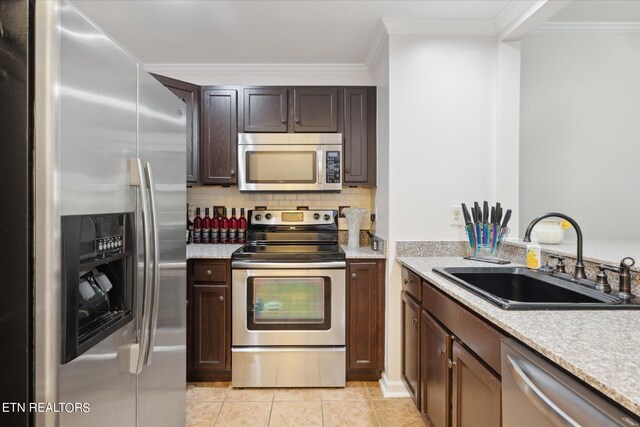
(506, 354), (580, 427)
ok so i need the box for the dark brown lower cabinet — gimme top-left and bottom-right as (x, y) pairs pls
(346, 260), (385, 381)
(451, 340), (501, 427)
(402, 267), (503, 427)
(401, 290), (421, 407)
(421, 312), (452, 427)
(187, 260), (231, 381)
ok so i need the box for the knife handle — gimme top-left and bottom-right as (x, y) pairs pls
(501, 209), (512, 228)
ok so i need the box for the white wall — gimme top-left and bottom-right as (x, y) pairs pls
(519, 34), (640, 239)
(373, 34), (509, 394)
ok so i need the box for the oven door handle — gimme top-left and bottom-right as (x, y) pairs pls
(232, 261), (346, 269)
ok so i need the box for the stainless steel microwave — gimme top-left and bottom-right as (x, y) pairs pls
(238, 133), (342, 192)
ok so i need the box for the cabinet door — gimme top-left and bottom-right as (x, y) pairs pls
(347, 261), (384, 374)
(421, 312), (452, 427)
(344, 87), (376, 185)
(243, 87), (288, 132)
(451, 341), (501, 427)
(192, 285), (229, 371)
(293, 87), (338, 132)
(151, 74), (200, 185)
(401, 291), (421, 407)
(201, 89), (237, 184)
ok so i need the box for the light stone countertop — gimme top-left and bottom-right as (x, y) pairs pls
(186, 244), (386, 260)
(396, 256), (640, 416)
(186, 244), (243, 259)
(340, 245), (386, 259)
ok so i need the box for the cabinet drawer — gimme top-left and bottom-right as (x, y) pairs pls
(193, 261), (228, 283)
(423, 282), (503, 375)
(401, 267), (421, 301)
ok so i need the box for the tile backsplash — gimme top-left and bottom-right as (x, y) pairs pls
(187, 186), (375, 230)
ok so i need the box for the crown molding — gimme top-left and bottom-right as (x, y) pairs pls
(364, 20), (389, 73)
(144, 63), (372, 85)
(382, 17), (496, 36)
(496, 0), (572, 41)
(530, 21), (640, 35)
(493, 0), (540, 36)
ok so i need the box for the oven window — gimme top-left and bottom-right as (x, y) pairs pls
(247, 277), (331, 330)
(246, 151), (317, 184)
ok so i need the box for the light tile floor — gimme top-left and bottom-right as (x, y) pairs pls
(186, 381), (425, 427)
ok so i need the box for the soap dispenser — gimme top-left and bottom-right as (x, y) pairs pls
(526, 238), (542, 269)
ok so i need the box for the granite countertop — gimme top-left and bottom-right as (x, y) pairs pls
(187, 244), (386, 260)
(396, 256), (640, 416)
(187, 244), (243, 259)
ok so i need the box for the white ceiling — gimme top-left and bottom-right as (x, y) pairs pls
(70, 0), (512, 64)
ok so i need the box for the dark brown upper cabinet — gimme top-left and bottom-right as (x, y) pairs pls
(201, 88), (238, 185)
(293, 87), (338, 132)
(151, 74), (200, 185)
(344, 87), (376, 186)
(243, 87), (288, 132)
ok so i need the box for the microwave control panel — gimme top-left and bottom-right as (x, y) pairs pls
(326, 151), (341, 184)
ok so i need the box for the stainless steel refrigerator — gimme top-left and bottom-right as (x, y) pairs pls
(0, 1), (186, 426)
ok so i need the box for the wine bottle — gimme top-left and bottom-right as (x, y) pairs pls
(212, 211), (220, 244)
(220, 208), (229, 244)
(193, 208), (202, 244)
(202, 208), (212, 244)
(238, 208), (247, 244)
(229, 208), (238, 243)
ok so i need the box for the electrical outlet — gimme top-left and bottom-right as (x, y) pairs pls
(450, 205), (463, 226)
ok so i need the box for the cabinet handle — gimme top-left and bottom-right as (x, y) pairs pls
(403, 279), (412, 285)
(230, 169), (236, 177)
(345, 168), (350, 174)
(219, 295), (224, 302)
(448, 359), (456, 368)
(281, 119), (287, 124)
(205, 269), (212, 276)
(351, 272), (357, 279)
(437, 348), (445, 357)
(295, 117), (301, 124)
(411, 318), (418, 326)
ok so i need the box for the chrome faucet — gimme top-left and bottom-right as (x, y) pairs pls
(523, 212), (586, 280)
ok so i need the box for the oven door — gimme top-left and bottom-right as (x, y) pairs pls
(232, 262), (346, 346)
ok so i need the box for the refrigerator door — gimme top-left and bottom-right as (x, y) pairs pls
(136, 69), (187, 427)
(53, 2), (138, 426)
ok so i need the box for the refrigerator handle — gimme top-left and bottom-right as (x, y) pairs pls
(143, 161), (160, 366)
(129, 158), (153, 374)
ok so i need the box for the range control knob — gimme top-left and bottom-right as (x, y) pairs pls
(255, 214), (262, 221)
(265, 213), (272, 220)
(313, 213), (320, 220)
(324, 214), (331, 221)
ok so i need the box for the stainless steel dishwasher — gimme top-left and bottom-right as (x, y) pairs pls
(501, 338), (639, 427)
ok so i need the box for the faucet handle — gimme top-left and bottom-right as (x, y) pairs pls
(549, 254), (566, 273)
(595, 264), (613, 293)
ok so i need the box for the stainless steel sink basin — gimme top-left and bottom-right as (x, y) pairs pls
(433, 267), (640, 310)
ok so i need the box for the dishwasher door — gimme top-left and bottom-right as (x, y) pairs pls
(501, 338), (639, 427)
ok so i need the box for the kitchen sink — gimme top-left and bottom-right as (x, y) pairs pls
(433, 267), (640, 310)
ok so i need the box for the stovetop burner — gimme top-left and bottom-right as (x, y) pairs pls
(232, 243), (345, 262)
(232, 209), (343, 263)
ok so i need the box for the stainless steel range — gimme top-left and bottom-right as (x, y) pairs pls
(231, 210), (346, 387)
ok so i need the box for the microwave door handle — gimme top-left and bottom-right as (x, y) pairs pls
(318, 147), (324, 188)
(129, 158), (153, 374)
(143, 161), (160, 366)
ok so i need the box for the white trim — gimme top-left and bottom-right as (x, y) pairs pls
(530, 22), (640, 35)
(382, 17), (497, 36)
(379, 372), (410, 398)
(493, 0), (541, 37)
(365, 20), (389, 74)
(143, 63), (372, 85)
